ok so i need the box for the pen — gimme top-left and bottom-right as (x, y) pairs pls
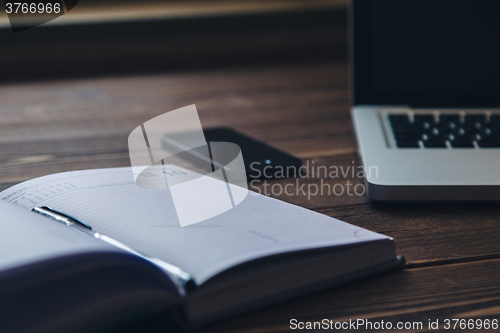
(32, 206), (196, 293)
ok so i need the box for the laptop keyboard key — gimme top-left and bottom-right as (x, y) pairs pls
(449, 137), (474, 148)
(464, 114), (487, 123)
(413, 115), (435, 124)
(422, 131), (446, 147)
(439, 121), (458, 133)
(389, 114), (410, 125)
(477, 140), (500, 148)
(392, 123), (424, 134)
(489, 114), (500, 123)
(422, 139), (447, 148)
(439, 114), (461, 123)
(476, 134), (500, 148)
(489, 115), (500, 133)
(437, 114), (461, 133)
(394, 133), (422, 141)
(450, 141), (474, 148)
(395, 140), (420, 148)
(463, 115), (487, 130)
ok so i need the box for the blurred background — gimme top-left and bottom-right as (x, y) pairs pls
(0, 0), (347, 82)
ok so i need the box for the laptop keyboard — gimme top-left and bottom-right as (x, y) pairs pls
(389, 113), (500, 148)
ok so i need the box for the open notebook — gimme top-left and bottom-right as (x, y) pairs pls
(0, 166), (404, 333)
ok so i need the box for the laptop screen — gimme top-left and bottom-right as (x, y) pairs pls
(352, 0), (500, 108)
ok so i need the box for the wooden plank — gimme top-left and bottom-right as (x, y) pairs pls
(0, 62), (351, 184)
(320, 203), (500, 265)
(0, 63), (347, 140)
(111, 259), (500, 333)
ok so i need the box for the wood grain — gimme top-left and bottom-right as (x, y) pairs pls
(201, 259), (500, 333)
(0, 62), (349, 183)
(322, 203), (500, 265)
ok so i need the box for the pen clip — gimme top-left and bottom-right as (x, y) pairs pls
(31, 206), (196, 294)
(32, 206), (92, 230)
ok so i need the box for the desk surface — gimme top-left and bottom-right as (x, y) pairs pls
(1, 59), (500, 332)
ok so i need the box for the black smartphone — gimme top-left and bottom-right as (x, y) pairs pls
(202, 127), (302, 179)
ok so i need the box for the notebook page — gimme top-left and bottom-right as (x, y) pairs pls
(0, 201), (119, 273)
(0, 166), (390, 284)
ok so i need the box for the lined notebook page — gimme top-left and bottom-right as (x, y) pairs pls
(0, 166), (390, 284)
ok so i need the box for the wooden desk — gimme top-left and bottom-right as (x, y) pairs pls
(1, 56), (499, 333)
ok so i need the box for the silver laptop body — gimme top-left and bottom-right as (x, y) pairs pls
(350, 0), (500, 201)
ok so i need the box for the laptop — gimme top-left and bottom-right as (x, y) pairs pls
(350, 0), (500, 201)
